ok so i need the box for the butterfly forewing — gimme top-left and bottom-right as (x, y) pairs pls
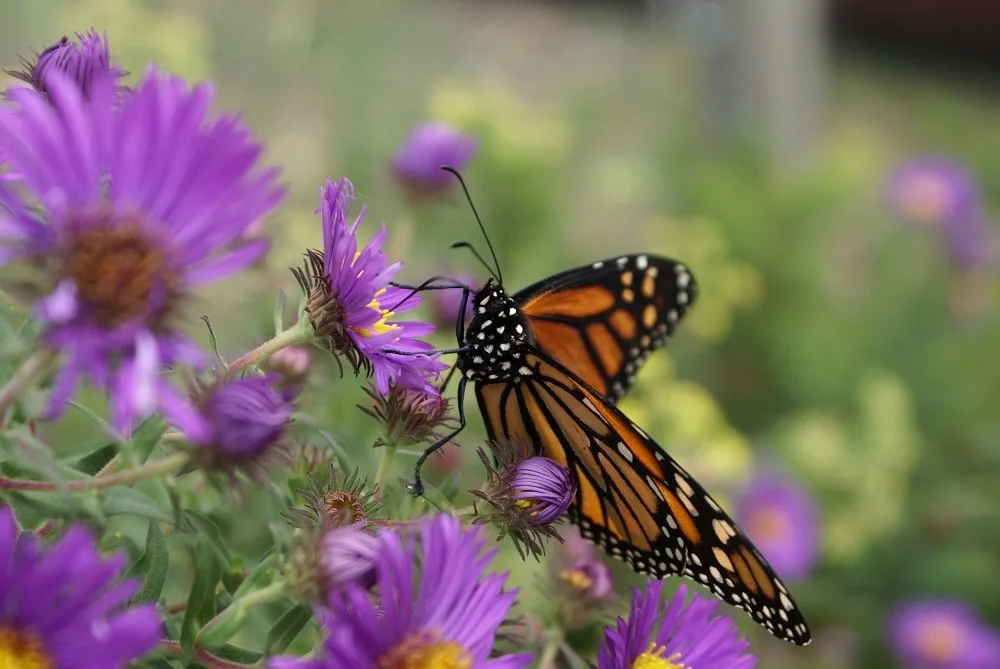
(515, 254), (697, 403)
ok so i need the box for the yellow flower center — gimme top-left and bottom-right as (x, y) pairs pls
(0, 626), (53, 669)
(352, 287), (398, 338)
(378, 631), (472, 669)
(917, 619), (963, 662)
(747, 505), (791, 543)
(631, 642), (686, 669)
(559, 568), (593, 591)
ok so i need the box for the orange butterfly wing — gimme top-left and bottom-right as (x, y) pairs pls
(475, 349), (812, 645)
(514, 254), (696, 403)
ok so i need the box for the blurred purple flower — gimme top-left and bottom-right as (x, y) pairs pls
(391, 122), (477, 195)
(0, 68), (284, 433)
(943, 215), (997, 271)
(597, 580), (756, 669)
(319, 524), (381, 594)
(0, 506), (162, 668)
(890, 599), (1000, 668)
(886, 157), (980, 229)
(513, 456), (576, 526)
(294, 177), (446, 394)
(736, 468), (819, 581)
(269, 514), (533, 669)
(6, 29), (126, 100)
(431, 273), (477, 330)
(560, 557), (614, 600)
(265, 345), (312, 396)
(183, 375), (293, 462)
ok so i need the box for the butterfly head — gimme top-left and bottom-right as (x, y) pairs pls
(459, 279), (533, 382)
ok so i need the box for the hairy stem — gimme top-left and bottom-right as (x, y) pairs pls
(0, 452), (189, 492)
(227, 320), (313, 374)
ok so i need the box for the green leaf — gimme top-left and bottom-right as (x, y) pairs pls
(0, 428), (70, 493)
(127, 415), (168, 464)
(183, 511), (233, 565)
(180, 540), (222, 655)
(101, 487), (173, 524)
(126, 520), (169, 604)
(274, 289), (287, 335)
(0, 490), (95, 526)
(265, 604), (313, 654)
(68, 400), (113, 433)
(211, 644), (263, 664)
(71, 443), (119, 475)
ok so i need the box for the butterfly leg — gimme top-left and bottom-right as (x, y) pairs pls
(406, 376), (468, 497)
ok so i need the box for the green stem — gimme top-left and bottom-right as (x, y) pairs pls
(538, 628), (565, 669)
(0, 349), (56, 423)
(197, 580), (290, 649)
(0, 452), (188, 492)
(374, 441), (398, 490)
(227, 321), (313, 374)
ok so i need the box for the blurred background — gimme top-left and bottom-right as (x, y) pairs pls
(3, 0), (1000, 667)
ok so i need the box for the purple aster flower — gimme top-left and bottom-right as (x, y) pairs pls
(6, 29), (127, 100)
(736, 468), (819, 581)
(889, 599), (1000, 668)
(269, 514), (533, 669)
(293, 177), (446, 394)
(431, 272), (477, 330)
(391, 122), (478, 196)
(512, 456), (576, 525)
(886, 157), (980, 229)
(182, 375), (294, 466)
(0, 68), (285, 434)
(598, 580), (755, 669)
(0, 506), (162, 668)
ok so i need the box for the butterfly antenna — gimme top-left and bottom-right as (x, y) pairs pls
(450, 241), (499, 283)
(441, 166), (503, 285)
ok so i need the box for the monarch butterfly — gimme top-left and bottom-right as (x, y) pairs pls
(403, 168), (812, 645)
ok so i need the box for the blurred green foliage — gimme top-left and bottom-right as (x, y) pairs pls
(3, 1), (1000, 667)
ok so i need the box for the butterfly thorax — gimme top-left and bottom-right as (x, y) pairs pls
(459, 281), (534, 382)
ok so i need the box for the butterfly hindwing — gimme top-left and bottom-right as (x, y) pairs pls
(474, 348), (811, 645)
(515, 254), (696, 403)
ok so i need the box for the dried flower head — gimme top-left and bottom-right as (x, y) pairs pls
(358, 381), (455, 447)
(285, 465), (384, 532)
(291, 177), (446, 393)
(470, 440), (575, 561)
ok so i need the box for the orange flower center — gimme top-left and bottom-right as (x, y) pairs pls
(64, 211), (177, 328)
(747, 505), (791, 543)
(917, 619), (963, 662)
(0, 626), (53, 669)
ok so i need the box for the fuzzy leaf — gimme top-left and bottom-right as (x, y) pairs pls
(126, 520), (169, 604)
(180, 540), (222, 655)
